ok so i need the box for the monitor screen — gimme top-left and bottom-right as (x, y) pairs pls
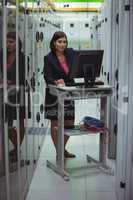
(70, 50), (104, 87)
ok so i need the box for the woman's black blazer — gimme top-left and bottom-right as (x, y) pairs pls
(0, 51), (31, 119)
(43, 48), (75, 120)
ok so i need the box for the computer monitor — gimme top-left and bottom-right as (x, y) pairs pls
(70, 50), (104, 87)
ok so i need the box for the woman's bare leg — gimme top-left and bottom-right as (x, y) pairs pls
(51, 119), (75, 157)
(51, 120), (58, 149)
(8, 120), (17, 150)
(8, 118), (24, 150)
(64, 119), (75, 157)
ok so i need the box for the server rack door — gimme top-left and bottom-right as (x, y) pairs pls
(108, 0), (119, 159)
(116, 0), (130, 199)
(124, 0), (133, 199)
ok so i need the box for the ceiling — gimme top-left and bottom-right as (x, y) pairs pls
(19, 0), (104, 12)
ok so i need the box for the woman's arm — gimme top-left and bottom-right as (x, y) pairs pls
(19, 53), (25, 86)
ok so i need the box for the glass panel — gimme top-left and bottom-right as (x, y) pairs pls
(0, 55), (7, 199)
(5, 3), (27, 199)
(0, 3), (8, 200)
(18, 11), (27, 199)
(6, 6), (19, 200)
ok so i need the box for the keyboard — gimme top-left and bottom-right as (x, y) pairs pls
(65, 80), (104, 87)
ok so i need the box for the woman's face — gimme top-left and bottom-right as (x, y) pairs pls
(54, 37), (67, 53)
(7, 38), (16, 53)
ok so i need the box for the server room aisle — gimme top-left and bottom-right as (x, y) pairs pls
(26, 100), (117, 200)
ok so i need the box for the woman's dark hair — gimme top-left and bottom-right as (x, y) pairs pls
(7, 31), (22, 51)
(50, 31), (68, 52)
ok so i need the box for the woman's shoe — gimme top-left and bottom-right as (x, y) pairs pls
(64, 150), (76, 158)
(56, 150), (76, 160)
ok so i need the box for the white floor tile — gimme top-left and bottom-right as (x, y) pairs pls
(86, 173), (115, 192)
(86, 191), (117, 200)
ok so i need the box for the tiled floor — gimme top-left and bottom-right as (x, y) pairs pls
(26, 100), (117, 200)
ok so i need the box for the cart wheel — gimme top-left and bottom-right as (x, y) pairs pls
(64, 176), (70, 181)
(86, 156), (92, 163)
(46, 160), (50, 168)
(87, 158), (92, 163)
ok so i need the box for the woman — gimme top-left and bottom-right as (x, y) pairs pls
(0, 32), (28, 161)
(43, 31), (76, 158)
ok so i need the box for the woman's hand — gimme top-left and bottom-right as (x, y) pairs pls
(0, 79), (15, 88)
(7, 80), (14, 85)
(54, 79), (65, 86)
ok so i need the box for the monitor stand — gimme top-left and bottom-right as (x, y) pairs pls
(84, 81), (97, 88)
(76, 81), (97, 89)
(83, 64), (96, 88)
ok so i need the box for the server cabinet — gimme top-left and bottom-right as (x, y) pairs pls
(0, 1), (63, 199)
(1, 2), (23, 200)
(100, 0), (112, 84)
(63, 19), (80, 49)
(107, 0), (119, 159)
(63, 14), (98, 51)
(122, 1), (133, 199)
(116, 0), (131, 199)
(98, 0), (118, 159)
